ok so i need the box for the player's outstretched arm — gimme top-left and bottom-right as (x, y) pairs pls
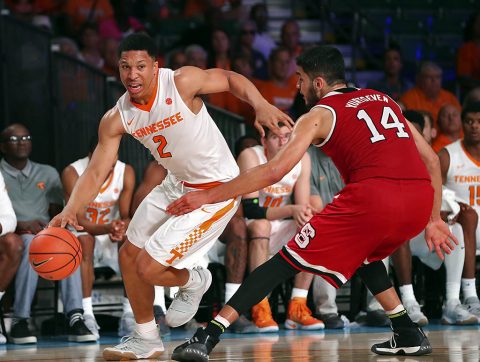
(167, 109), (328, 215)
(406, 120), (458, 259)
(50, 108), (125, 230)
(175, 66), (293, 137)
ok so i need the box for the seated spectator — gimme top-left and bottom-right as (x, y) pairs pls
(222, 0), (249, 23)
(367, 45), (413, 102)
(185, 44), (208, 70)
(432, 104), (462, 153)
(279, 19), (302, 78)
(79, 23), (104, 69)
(101, 37), (120, 78)
(52, 36), (82, 59)
(98, 0), (145, 41)
(64, 0), (113, 36)
(61, 139), (135, 339)
(250, 3), (276, 60)
(400, 61), (461, 129)
(239, 124), (324, 332)
(463, 86), (480, 108)
(256, 47), (298, 112)
(208, 29), (231, 70)
(456, 11), (480, 97)
(0, 172), (22, 344)
(166, 48), (186, 71)
(0, 123), (96, 344)
(234, 20), (268, 80)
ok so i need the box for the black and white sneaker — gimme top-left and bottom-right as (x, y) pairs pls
(67, 318), (98, 342)
(371, 326), (432, 356)
(171, 327), (219, 362)
(10, 319), (37, 344)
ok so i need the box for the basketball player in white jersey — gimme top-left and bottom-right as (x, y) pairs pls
(62, 141), (136, 339)
(49, 33), (293, 360)
(239, 124), (324, 331)
(439, 101), (480, 321)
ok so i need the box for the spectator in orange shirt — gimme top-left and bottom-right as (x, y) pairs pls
(166, 48), (187, 71)
(185, 44), (208, 70)
(456, 11), (480, 96)
(431, 104), (463, 153)
(400, 61), (461, 129)
(255, 47), (297, 112)
(208, 29), (231, 70)
(64, 0), (113, 36)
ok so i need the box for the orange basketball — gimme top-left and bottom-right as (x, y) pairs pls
(29, 227), (82, 280)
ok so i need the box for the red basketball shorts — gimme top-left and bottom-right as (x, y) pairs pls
(279, 178), (433, 288)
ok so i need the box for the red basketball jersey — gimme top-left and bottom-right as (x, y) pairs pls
(316, 88), (430, 184)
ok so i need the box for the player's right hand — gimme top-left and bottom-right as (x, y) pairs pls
(49, 208), (84, 231)
(292, 204), (313, 229)
(424, 218), (458, 260)
(254, 101), (294, 137)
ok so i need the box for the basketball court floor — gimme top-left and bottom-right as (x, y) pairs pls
(0, 323), (479, 361)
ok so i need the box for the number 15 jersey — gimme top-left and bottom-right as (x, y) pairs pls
(116, 68), (239, 184)
(316, 88), (430, 184)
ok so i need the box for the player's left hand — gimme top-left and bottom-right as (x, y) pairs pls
(254, 101), (294, 137)
(424, 218), (459, 260)
(167, 190), (209, 216)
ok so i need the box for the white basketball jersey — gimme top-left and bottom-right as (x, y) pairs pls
(116, 68), (239, 184)
(445, 140), (480, 212)
(251, 145), (302, 207)
(71, 157), (125, 224)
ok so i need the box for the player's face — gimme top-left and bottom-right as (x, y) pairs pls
(262, 126), (291, 158)
(0, 127), (32, 160)
(463, 112), (480, 143)
(296, 66), (318, 108)
(119, 50), (158, 101)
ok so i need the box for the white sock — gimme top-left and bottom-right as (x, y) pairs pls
(154, 286), (167, 312)
(82, 297), (94, 316)
(135, 319), (159, 340)
(182, 269), (201, 289)
(0, 291), (5, 301)
(214, 315), (231, 328)
(446, 281), (461, 302)
(291, 288), (308, 299)
(123, 297), (133, 315)
(225, 283), (241, 303)
(399, 284), (416, 303)
(385, 304), (404, 315)
(462, 278), (478, 299)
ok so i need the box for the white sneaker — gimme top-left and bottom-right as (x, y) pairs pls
(464, 296), (480, 322)
(0, 332), (6, 344)
(118, 312), (136, 337)
(166, 267), (212, 327)
(403, 299), (428, 326)
(103, 331), (164, 360)
(84, 314), (100, 340)
(441, 299), (478, 325)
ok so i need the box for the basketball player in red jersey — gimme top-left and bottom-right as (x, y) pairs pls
(168, 45), (458, 360)
(49, 33), (293, 361)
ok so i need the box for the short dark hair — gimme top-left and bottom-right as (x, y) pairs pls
(462, 101), (480, 121)
(403, 110), (425, 131)
(234, 135), (259, 158)
(296, 45), (345, 85)
(263, 121), (286, 138)
(118, 33), (158, 60)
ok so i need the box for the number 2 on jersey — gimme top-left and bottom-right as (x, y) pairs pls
(357, 106), (409, 143)
(153, 135), (172, 158)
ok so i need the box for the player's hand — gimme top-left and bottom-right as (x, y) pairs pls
(253, 101), (294, 138)
(109, 220), (126, 242)
(16, 220), (46, 234)
(49, 208), (84, 231)
(291, 205), (313, 229)
(167, 190), (209, 216)
(424, 218), (459, 260)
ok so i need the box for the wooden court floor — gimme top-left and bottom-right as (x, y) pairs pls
(0, 325), (479, 361)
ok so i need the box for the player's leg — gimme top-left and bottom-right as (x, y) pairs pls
(457, 206), (480, 320)
(171, 253), (299, 362)
(0, 233), (22, 344)
(358, 260), (431, 356)
(220, 213), (258, 333)
(247, 219), (279, 332)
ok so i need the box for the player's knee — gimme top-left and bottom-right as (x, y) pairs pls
(0, 233), (23, 258)
(248, 219), (271, 238)
(357, 260), (392, 296)
(228, 216), (248, 243)
(118, 241), (137, 265)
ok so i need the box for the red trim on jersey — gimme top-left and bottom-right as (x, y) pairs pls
(130, 74), (158, 112)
